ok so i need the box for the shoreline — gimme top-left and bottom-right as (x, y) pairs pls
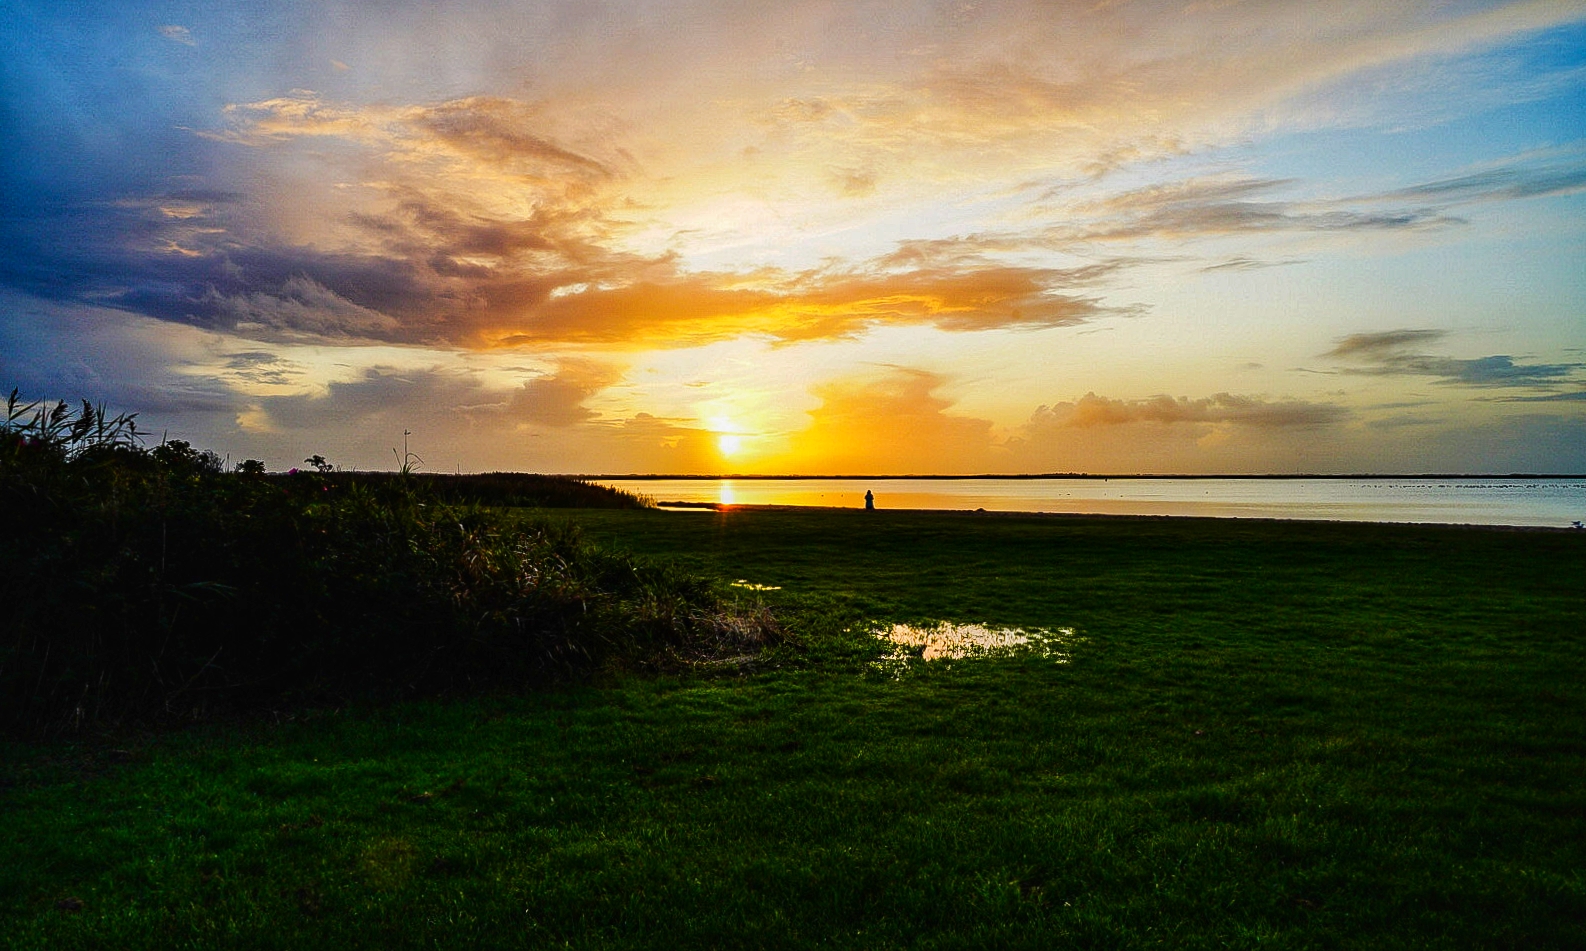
(586, 472), (1586, 481)
(648, 500), (1586, 532)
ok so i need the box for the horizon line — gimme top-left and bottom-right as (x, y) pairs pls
(549, 472), (1586, 481)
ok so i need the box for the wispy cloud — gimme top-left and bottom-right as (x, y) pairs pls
(1200, 256), (1305, 273)
(209, 93), (620, 189)
(158, 25), (195, 47)
(1066, 176), (1461, 242)
(1379, 148), (1586, 204)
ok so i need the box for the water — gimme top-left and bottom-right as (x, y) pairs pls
(596, 477), (1586, 528)
(869, 622), (1078, 663)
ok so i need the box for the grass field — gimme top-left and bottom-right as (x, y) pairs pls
(4, 509), (1584, 949)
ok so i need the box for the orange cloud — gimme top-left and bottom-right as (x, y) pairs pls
(182, 91), (1143, 349)
(773, 368), (997, 474)
(482, 264), (1115, 348)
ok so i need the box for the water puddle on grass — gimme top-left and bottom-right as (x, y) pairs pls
(866, 621), (1079, 674)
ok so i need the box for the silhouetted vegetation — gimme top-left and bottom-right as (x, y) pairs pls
(0, 391), (778, 735)
(309, 470), (651, 509)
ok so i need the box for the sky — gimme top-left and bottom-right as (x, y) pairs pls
(3, 0), (1584, 475)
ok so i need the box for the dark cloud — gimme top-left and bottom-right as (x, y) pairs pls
(1326, 330), (1448, 358)
(404, 97), (614, 180)
(255, 361), (622, 437)
(0, 89), (642, 345)
(97, 381), (241, 417)
(0, 196), (435, 342)
(1326, 329), (1585, 388)
(258, 369), (481, 432)
(0, 299), (243, 417)
(2, 103), (1132, 352)
(1490, 388), (1586, 403)
(0, 82), (1147, 349)
(508, 361), (619, 427)
(1380, 151), (1586, 204)
(350, 193), (568, 260)
(205, 276), (405, 339)
(1410, 355), (1581, 387)
(1366, 413), (1446, 431)
(223, 350), (299, 386)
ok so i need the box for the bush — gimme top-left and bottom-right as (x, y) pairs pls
(0, 391), (779, 735)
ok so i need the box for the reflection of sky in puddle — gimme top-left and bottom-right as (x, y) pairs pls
(869, 621), (1078, 673)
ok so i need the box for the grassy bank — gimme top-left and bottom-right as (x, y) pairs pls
(4, 508), (1583, 947)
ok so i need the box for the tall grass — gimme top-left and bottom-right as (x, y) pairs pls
(0, 391), (780, 736)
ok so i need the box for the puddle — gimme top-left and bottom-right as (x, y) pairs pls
(867, 621), (1079, 673)
(730, 580), (782, 591)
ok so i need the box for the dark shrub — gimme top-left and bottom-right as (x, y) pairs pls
(1, 391), (779, 735)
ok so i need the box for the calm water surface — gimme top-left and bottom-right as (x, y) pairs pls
(597, 478), (1586, 528)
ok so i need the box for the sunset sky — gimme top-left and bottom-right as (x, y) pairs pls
(4, 1), (1584, 474)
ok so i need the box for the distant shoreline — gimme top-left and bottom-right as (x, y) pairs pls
(644, 500), (1586, 532)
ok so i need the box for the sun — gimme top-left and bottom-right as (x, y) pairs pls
(707, 413), (750, 459)
(705, 410), (785, 465)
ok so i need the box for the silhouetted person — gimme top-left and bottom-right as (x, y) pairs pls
(864, 489), (875, 510)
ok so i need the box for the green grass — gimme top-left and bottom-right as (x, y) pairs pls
(3, 509), (1584, 948)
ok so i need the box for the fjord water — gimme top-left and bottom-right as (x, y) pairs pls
(598, 477), (1586, 528)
